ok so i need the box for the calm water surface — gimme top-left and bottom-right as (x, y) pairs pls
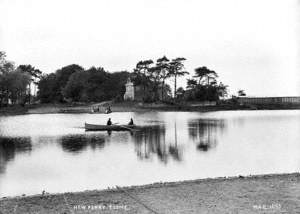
(0, 110), (299, 196)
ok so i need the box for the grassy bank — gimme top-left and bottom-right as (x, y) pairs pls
(1, 102), (300, 116)
(0, 105), (29, 115)
(1, 173), (299, 213)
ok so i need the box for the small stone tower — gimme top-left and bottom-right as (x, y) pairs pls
(124, 78), (135, 101)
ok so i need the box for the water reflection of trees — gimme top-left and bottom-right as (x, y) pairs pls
(132, 125), (182, 163)
(0, 137), (32, 173)
(60, 134), (105, 153)
(188, 119), (226, 152)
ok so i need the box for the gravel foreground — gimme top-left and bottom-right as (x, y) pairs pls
(0, 173), (299, 214)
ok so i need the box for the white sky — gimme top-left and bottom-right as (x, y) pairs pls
(0, 0), (299, 96)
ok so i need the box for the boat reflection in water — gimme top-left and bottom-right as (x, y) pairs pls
(0, 137), (32, 173)
(188, 119), (226, 152)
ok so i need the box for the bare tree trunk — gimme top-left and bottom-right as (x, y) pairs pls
(174, 74), (177, 99)
(154, 79), (159, 101)
(161, 80), (164, 101)
(143, 71), (146, 101)
(5, 89), (9, 105)
(28, 82), (31, 104)
(175, 121), (177, 147)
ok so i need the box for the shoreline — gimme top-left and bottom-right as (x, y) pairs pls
(1, 172), (299, 213)
(1, 102), (300, 116)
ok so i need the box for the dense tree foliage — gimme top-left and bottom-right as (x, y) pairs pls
(132, 60), (154, 101)
(0, 52), (32, 106)
(37, 73), (59, 103)
(183, 67), (228, 102)
(131, 56), (188, 101)
(62, 67), (129, 102)
(169, 57), (189, 98)
(156, 56), (170, 100)
(38, 65), (130, 103)
(194, 66), (218, 85)
(238, 89), (246, 96)
(17, 64), (42, 103)
(37, 64), (84, 102)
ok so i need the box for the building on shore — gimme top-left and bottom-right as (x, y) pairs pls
(123, 79), (135, 100)
(123, 79), (143, 101)
(123, 78), (171, 102)
(237, 96), (300, 105)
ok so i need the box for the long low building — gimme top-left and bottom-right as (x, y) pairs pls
(237, 96), (300, 105)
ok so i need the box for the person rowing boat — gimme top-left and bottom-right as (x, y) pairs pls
(107, 118), (112, 126)
(128, 118), (134, 125)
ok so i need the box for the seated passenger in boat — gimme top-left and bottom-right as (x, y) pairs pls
(107, 118), (112, 126)
(128, 118), (134, 125)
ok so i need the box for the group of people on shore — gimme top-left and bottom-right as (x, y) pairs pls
(105, 106), (112, 114)
(92, 105), (112, 113)
(106, 118), (134, 126)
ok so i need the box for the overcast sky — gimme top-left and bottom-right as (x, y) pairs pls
(0, 0), (299, 96)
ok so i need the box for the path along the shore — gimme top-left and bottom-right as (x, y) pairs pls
(0, 173), (299, 214)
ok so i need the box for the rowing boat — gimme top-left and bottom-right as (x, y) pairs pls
(85, 123), (136, 131)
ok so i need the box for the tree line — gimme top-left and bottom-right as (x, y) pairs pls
(183, 66), (228, 101)
(131, 56), (188, 102)
(38, 64), (129, 103)
(0, 51), (41, 106)
(130, 56), (228, 102)
(1, 51), (229, 106)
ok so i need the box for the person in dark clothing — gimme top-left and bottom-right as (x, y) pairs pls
(107, 118), (112, 126)
(105, 106), (112, 114)
(128, 118), (134, 125)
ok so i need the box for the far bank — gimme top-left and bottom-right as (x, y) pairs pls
(1, 101), (300, 116)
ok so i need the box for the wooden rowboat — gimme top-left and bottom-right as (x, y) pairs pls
(85, 123), (136, 131)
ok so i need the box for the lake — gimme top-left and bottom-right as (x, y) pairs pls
(0, 110), (299, 197)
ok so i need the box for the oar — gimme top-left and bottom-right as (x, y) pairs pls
(113, 123), (138, 132)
